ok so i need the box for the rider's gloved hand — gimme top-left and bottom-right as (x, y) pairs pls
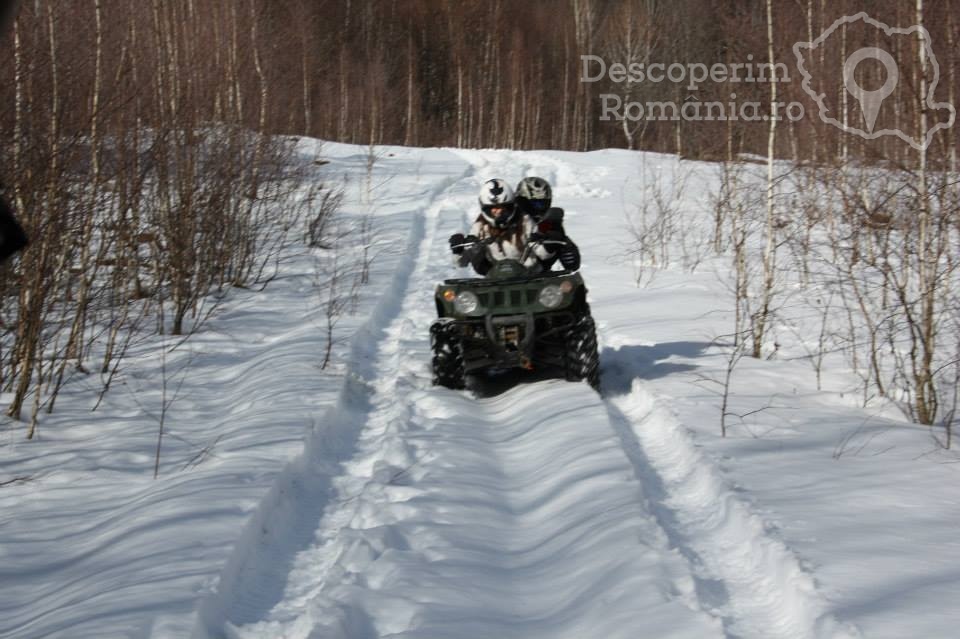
(462, 235), (483, 261)
(449, 233), (466, 255)
(531, 230), (566, 245)
(558, 243), (581, 270)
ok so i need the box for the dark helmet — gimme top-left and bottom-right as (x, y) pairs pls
(515, 177), (552, 220)
(478, 178), (518, 228)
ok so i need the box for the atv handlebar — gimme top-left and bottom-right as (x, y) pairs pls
(451, 232), (567, 274)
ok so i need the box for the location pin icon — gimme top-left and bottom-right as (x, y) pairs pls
(843, 47), (899, 134)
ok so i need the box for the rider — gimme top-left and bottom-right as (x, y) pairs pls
(514, 176), (580, 271)
(449, 178), (554, 276)
(514, 176), (554, 223)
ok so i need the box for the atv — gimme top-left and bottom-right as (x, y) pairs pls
(430, 224), (599, 391)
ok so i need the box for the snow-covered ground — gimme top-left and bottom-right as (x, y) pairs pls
(1, 140), (958, 639)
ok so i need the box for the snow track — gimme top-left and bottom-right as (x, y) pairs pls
(288, 383), (724, 639)
(191, 155), (475, 638)
(194, 150), (857, 639)
(604, 385), (859, 639)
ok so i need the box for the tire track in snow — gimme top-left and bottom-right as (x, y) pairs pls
(190, 154), (475, 639)
(308, 382), (721, 639)
(221, 181), (477, 638)
(213, 153), (722, 639)
(455, 147), (859, 638)
(603, 379), (861, 639)
(508, 146), (859, 639)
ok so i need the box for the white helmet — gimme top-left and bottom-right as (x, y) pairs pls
(478, 178), (517, 228)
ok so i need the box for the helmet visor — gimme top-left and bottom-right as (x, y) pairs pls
(482, 203), (514, 216)
(482, 203), (516, 227)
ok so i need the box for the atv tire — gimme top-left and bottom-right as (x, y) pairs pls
(431, 321), (466, 389)
(564, 315), (600, 390)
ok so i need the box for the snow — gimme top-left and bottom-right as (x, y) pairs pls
(1, 139), (959, 639)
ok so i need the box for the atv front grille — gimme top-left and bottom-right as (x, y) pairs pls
(478, 288), (538, 311)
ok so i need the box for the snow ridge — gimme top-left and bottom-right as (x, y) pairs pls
(606, 382), (860, 639)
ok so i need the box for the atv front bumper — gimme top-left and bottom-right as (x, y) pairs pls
(450, 311), (576, 372)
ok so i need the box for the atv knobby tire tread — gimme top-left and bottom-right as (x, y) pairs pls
(431, 321), (466, 389)
(564, 315), (600, 390)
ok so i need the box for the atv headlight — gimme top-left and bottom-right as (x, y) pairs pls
(454, 291), (480, 314)
(538, 284), (564, 309)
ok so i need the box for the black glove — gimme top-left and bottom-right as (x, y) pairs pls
(469, 248), (491, 275)
(460, 235), (486, 262)
(558, 243), (581, 270)
(530, 230), (567, 247)
(453, 235), (489, 274)
(449, 233), (466, 255)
